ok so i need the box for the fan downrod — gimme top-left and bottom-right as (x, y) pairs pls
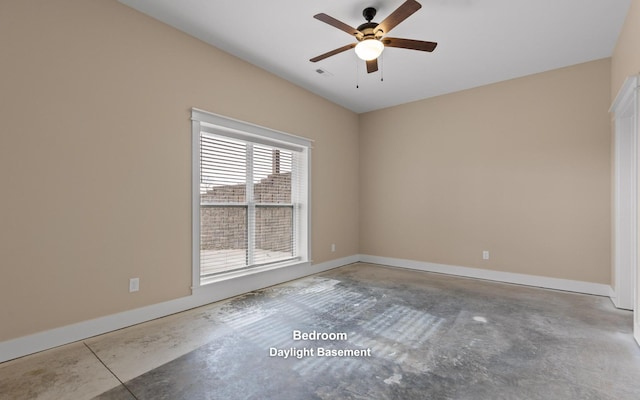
(362, 7), (377, 22)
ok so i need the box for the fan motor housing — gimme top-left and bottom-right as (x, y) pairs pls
(357, 22), (383, 41)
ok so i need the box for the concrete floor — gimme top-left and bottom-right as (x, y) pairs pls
(1, 263), (639, 399)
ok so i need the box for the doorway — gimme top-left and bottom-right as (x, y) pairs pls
(611, 75), (639, 345)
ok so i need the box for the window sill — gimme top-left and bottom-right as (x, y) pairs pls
(199, 259), (308, 286)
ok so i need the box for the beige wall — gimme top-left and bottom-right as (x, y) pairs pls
(359, 59), (612, 284)
(611, 0), (640, 100)
(0, 1), (359, 341)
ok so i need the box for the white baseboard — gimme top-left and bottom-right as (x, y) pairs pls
(609, 286), (617, 301)
(359, 254), (613, 297)
(0, 255), (358, 363)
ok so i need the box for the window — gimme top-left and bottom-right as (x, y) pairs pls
(192, 109), (311, 286)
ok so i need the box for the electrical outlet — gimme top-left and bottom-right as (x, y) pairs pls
(482, 251), (489, 260)
(331, 243), (336, 252)
(129, 278), (140, 292)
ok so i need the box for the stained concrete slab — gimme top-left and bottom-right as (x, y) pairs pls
(0, 342), (120, 400)
(94, 263), (640, 399)
(84, 301), (235, 382)
(2, 263), (640, 399)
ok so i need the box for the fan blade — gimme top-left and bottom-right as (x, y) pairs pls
(310, 43), (356, 62)
(375, 0), (422, 35)
(382, 37), (437, 52)
(314, 13), (362, 38)
(366, 59), (378, 73)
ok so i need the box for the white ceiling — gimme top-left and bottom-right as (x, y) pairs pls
(119, 0), (631, 114)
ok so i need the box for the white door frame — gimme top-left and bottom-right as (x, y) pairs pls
(610, 75), (639, 345)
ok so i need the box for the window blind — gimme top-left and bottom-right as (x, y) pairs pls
(199, 133), (298, 277)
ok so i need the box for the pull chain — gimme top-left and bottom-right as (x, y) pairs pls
(356, 56), (360, 88)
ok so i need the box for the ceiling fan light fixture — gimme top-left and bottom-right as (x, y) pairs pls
(355, 39), (384, 61)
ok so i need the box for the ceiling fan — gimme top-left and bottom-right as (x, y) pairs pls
(310, 0), (437, 73)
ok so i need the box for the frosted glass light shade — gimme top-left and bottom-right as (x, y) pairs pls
(355, 39), (384, 61)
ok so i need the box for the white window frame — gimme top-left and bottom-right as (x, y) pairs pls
(191, 108), (312, 288)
